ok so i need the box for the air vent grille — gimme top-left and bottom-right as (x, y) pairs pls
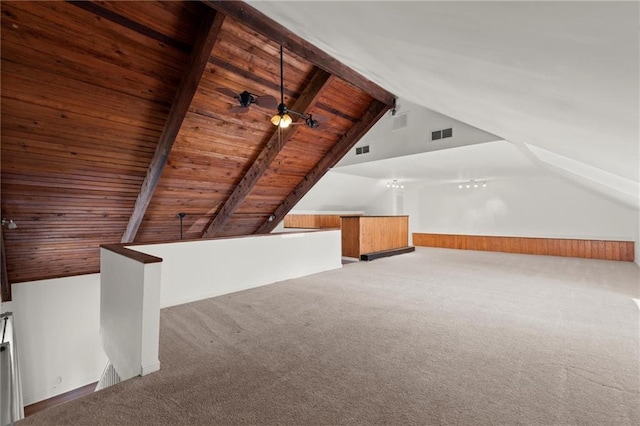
(431, 127), (453, 141)
(355, 145), (370, 155)
(392, 113), (408, 131)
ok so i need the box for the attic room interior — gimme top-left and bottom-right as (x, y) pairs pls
(1, 1), (638, 425)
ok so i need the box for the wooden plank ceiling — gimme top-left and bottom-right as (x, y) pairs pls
(0, 0), (393, 290)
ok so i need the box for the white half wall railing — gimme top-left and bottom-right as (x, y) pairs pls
(99, 230), (342, 384)
(1, 312), (24, 425)
(100, 246), (162, 382)
(132, 230), (342, 308)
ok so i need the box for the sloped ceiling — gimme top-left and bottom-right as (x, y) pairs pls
(0, 1), (393, 287)
(3, 1), (638, 290)
(291, 140), (541, 213)
(332, 140), (540, 183)
(248, 1), (639, 197)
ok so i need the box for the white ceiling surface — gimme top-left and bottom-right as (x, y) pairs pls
(249, 1), (639, 197)
(333, 140), (539, 182)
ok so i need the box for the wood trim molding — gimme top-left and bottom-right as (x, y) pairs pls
(201, 0), (395, 106)
(101, 244), (163, 264)
(255, 100), (390, 234)
(122, 228), (331, 248)
(413, 233), (635, 262)
(361, 246), (415, 261)
(121, 10), (224, 243)
(24, 382), (98, 418)
(202, 69), (333, 238)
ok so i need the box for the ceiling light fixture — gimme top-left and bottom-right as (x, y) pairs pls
(1, 219), (17, 230)
(458, 179), (487, 189)
(270, 45), (324, 129)
(386, 180), (404, 189)
(271, 45), (293, 129)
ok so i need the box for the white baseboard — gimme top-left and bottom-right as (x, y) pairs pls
(24, 374), (98, 407)
(140, 361), (160, 376)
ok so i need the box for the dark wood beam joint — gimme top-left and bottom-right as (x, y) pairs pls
(66, 1), (191, 53)
(203, 68), (333, 237)
(121, 10), (225, 243)
(201, 0), (395, 107)
(255, 99), (389, 234)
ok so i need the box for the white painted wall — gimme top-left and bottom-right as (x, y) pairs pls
(412, 176), (638, 242)
(10, 274), (108, 406)
(133, 230), (342, 308)
(636, 213), (640, 267)
(524, 143), (639, 210)
(336, 98), (500, 167)
(11, 230), (342, 406)
(100, 249), (161, 381)
(291, 167), (638, 254)
(292, 171), (395, 216)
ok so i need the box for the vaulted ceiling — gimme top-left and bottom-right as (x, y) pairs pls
(249, 1), (639, 207)
(0, 1), (394, 290)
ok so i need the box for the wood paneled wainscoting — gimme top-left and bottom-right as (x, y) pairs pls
(412, 233), (635, 262)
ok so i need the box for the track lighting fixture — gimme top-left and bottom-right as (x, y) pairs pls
(386, 180), (404, 189)
(458, 179), (487, 189)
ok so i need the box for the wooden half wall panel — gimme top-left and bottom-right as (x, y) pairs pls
(283, 214), (345, 229)
(412, 233), (635, 262)
(343, 216), (410, 258)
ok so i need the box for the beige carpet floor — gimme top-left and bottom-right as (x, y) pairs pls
(19, 248), (640, 425)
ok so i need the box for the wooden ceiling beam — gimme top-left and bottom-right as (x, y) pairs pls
(67, 1), (191, 53)
(1, 226), (10, 302)
(121, 9), (224, 243)
(203, 68), (333, 238)
(201, 0), (396, 107)
(255, 99), (390, 234)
